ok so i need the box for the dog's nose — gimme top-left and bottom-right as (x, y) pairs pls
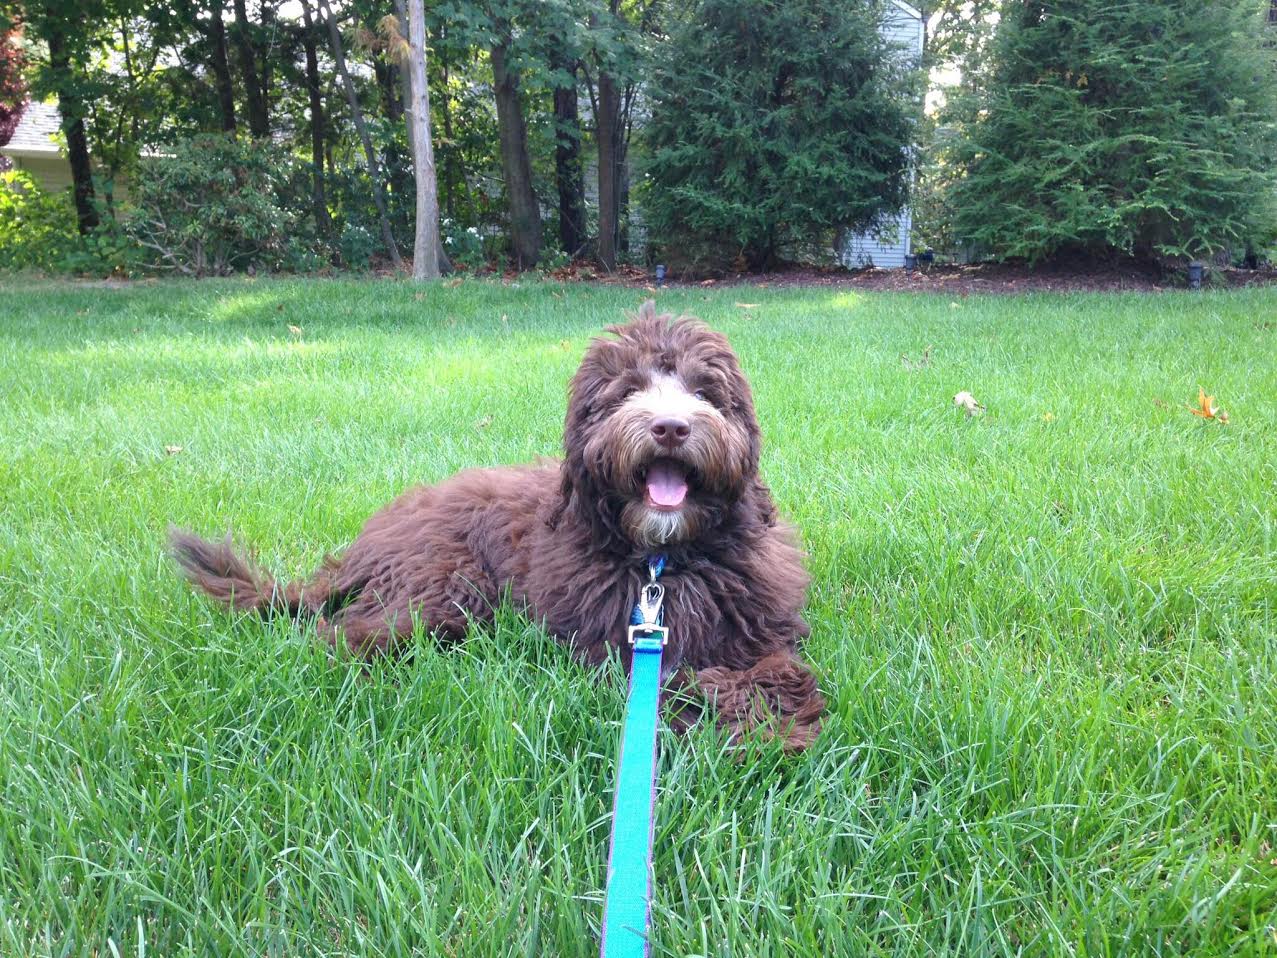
(650, 416), (691, 449)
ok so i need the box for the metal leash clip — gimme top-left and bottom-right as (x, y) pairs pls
(628, 581), (667, 649)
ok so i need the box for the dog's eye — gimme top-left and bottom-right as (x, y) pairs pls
(693, 390), (707, 402)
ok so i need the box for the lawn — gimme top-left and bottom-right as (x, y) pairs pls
(1, 277), (1275, 957)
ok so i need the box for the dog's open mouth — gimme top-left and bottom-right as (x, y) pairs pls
(639, 457), (689, 510)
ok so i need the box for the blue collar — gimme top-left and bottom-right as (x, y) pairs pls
(601, 555), (667, 956)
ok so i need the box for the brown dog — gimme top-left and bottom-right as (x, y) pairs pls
(170, 302), (825, 750)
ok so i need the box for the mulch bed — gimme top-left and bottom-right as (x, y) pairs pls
(552, 260), (1277, 294)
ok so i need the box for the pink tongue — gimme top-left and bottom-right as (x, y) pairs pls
(646, 462), (688, 507)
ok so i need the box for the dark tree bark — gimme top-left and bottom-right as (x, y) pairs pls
(552, 49), (586, 258)
(374, 58), (403, 125)
(491, 37), (540, 269)
(208, 8), (237, 132)
(45, 27), (98, 234)
(437, 31), (461, 222)
(318, 0), (404, 270)
(232, 0), (269, 137)
(260, 1), (275, 121)
(299, 0), (331, 237)
(596, 66), (621, 270)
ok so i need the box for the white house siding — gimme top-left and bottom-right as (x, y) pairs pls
(839, 0), (923, 269)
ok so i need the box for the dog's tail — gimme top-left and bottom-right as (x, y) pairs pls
(168, 526), (302, 618)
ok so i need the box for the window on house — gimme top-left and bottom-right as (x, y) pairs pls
(1270, 0), (1277, 23)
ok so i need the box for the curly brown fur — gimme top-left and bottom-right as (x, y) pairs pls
(170, 301), (825, 751)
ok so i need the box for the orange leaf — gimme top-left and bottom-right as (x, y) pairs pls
(1188, 387), (1227, 422)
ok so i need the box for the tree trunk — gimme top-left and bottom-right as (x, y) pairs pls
(374, 59), (402, 125)
(405, 0), (441, 280)
(232, 0), (269, 137)
(299, 0), (332, 237)
(437, 29), (461, 222)
(390, 0), (416, 155)
(318, 0), (404, 270)
(552, 50), (586, 258)
(260, 1), (275, 122)
(46, 27), (98, 234)
(208, 8), (237, 132)
(490, 38), (540, 269)
(596, 68), (621, 270)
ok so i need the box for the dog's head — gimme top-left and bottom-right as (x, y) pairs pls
(560, 301), (763, 549)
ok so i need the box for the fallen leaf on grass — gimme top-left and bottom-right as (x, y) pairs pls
(287, 324), (303, 337)
(1152, 398), (1169, 410)
(445, 277), (464, 288)
(735, 302), (760, 309)
(1041, 412), (1056, 422)
(953, 390), (985, 417)
(474, 415), (493, 430)
(163, 445), (183, 456)
(1188, 387), (1228, 423)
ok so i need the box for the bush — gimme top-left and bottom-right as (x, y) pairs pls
(642, 0), (915, 272)
(0, 170), (80, 271)
(338, 222), (376, 270)
(943, 0), (1277, 264)
(126, 134), (310, 275)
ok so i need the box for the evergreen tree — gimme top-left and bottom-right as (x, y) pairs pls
(945, 0), (1277, 263)
(643, 0), (914, 272)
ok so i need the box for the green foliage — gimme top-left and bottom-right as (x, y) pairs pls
(0, 170), (139, 275)
(339, 222), (377, 269)
(441, 218), (488, 270)
(0, 170), (80, 271)
(642, 0), (915, 272)
(125, 134), (312, 275)
(943, 0), (1277, 263)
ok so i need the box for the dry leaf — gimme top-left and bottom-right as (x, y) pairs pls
(414, 292), (426, 301)
(699, 279), (717, 287)
(1041, 412), (1056, 422)
(735, 303), (760, 309)
(287, 324), (303, 337)
(445, 277), (464, 288)
(1188, 387), (1228, 423)
(953, 390), (985, 417)
(644, 285), (657, 293)
(1152, 398), (1169, 410)
(474, 415), (493, 430)
(163, 444), (183, 456)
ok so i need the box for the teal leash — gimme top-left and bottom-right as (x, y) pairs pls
(600, 555), (668, 958)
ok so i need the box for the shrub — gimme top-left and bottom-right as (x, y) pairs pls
(0, 170), (80, 271)
(943, 0), (1277, 264)
(126, 134), (308, 275)
(338, 222), (376, 270)
(642, 0), (915, 272)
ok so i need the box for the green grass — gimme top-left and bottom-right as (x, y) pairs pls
(1, 276), (1275, 957)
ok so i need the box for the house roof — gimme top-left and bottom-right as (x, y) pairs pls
(0, 100), (62, 157)
(890, 0), (923, 20)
